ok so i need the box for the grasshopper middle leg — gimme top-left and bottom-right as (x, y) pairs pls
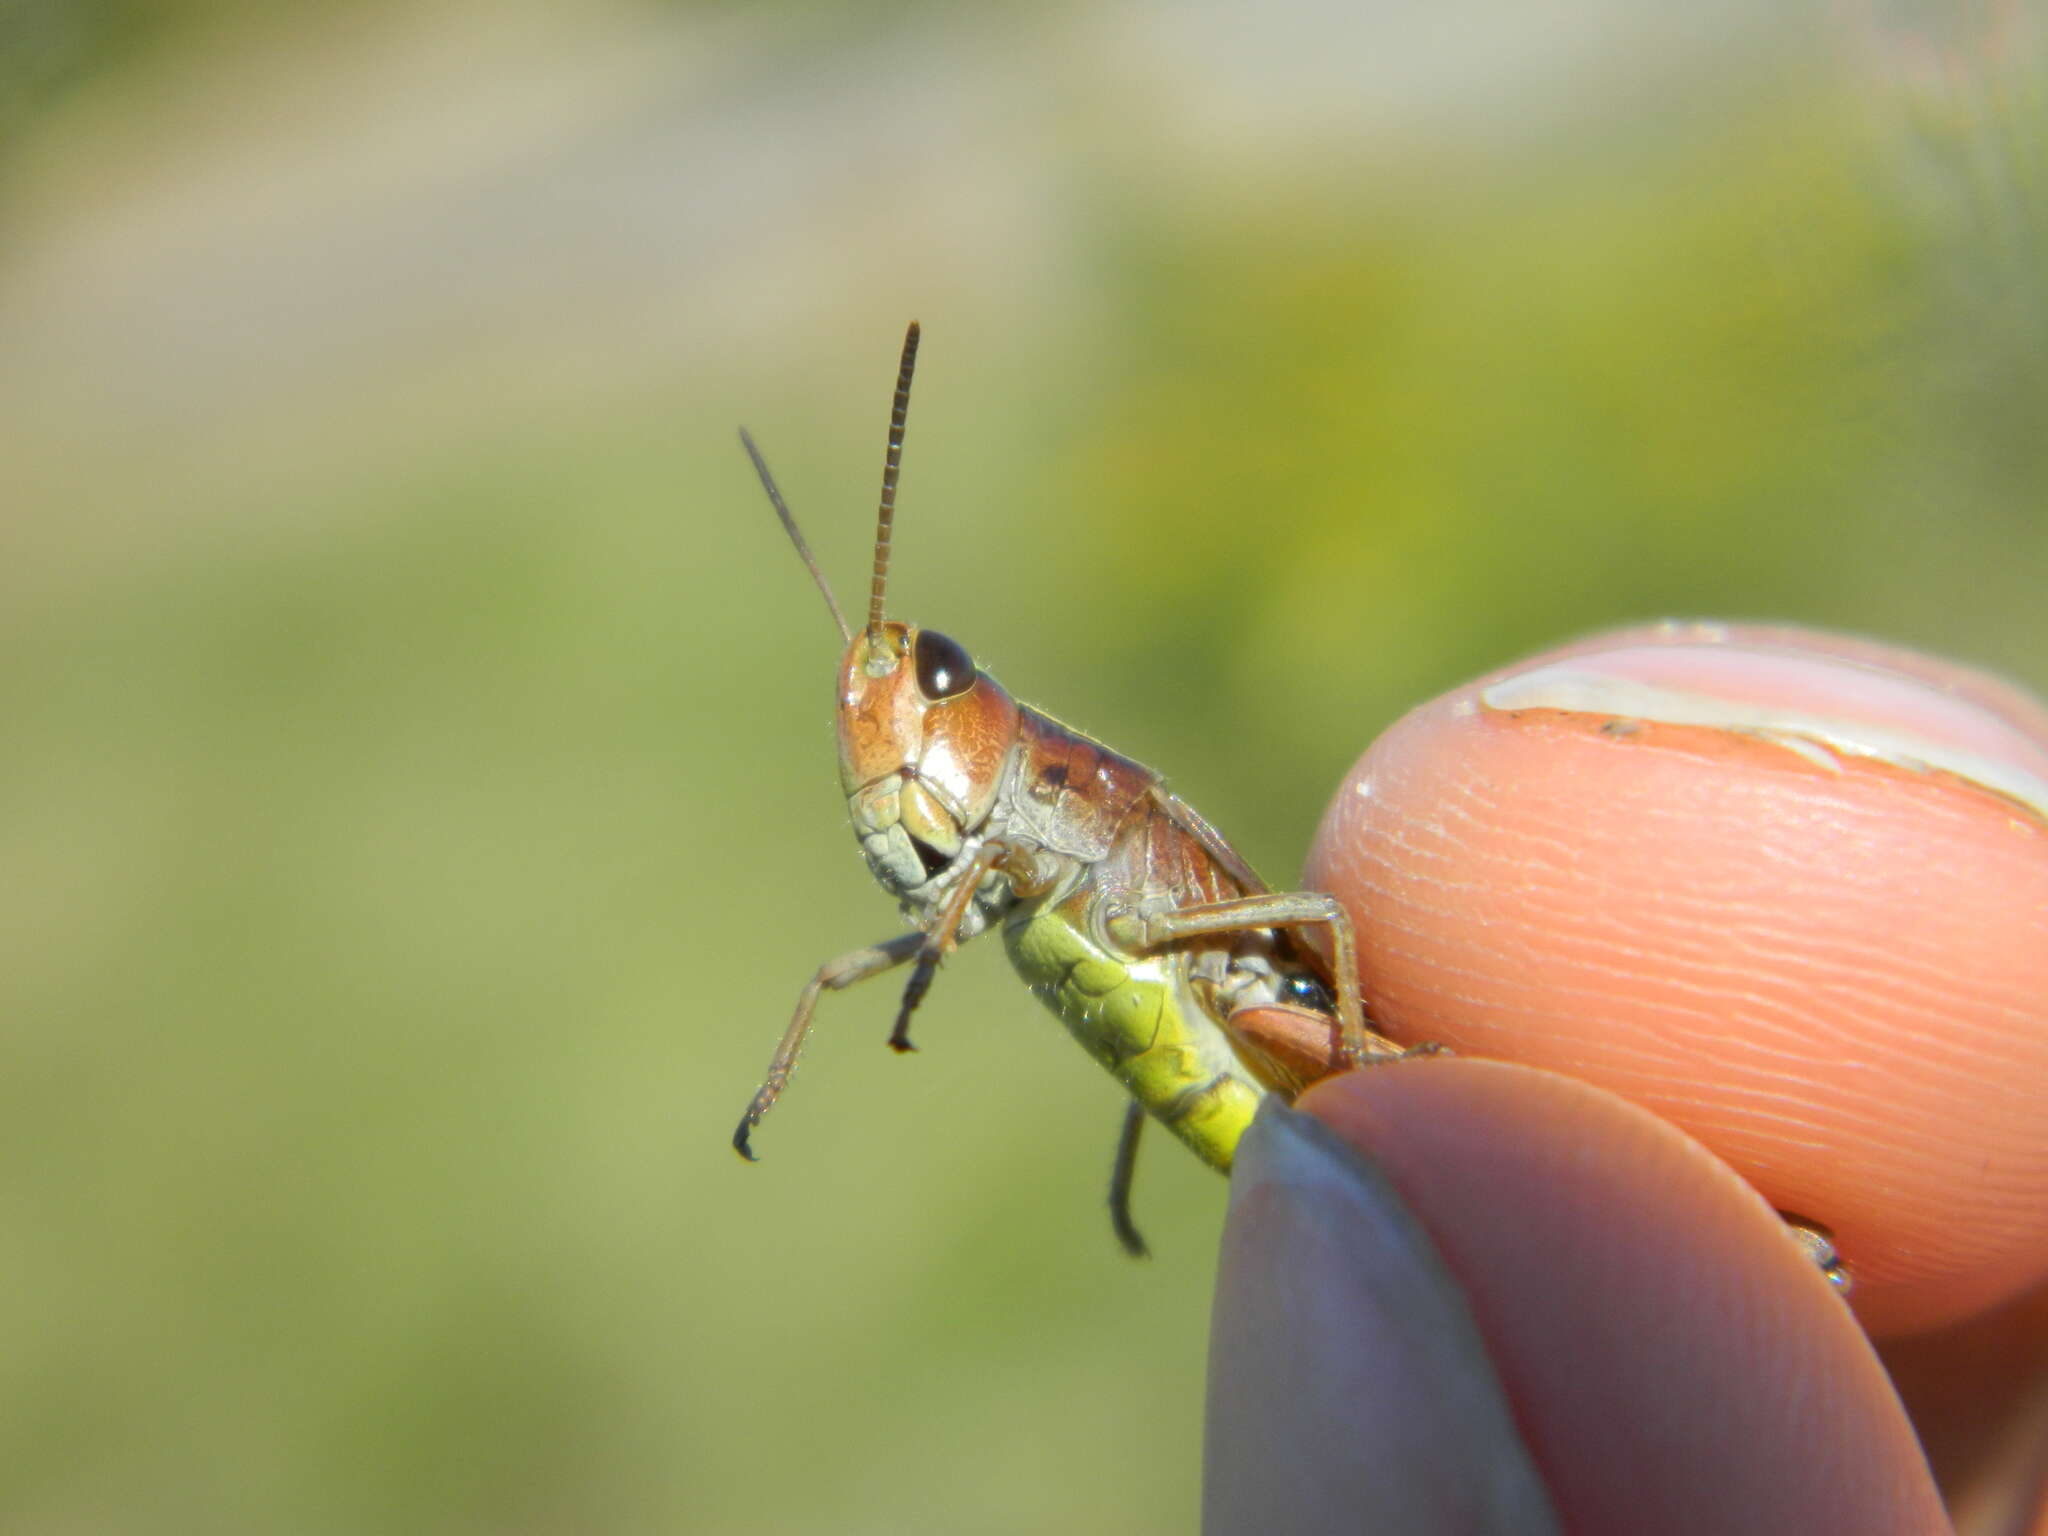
(1107, 892), (1406, 1068)
(1107, 1101), (1150, 1259)
(887, 839), (1011, 1053)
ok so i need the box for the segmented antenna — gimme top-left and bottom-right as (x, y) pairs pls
(739, 427), (852, 645)
(867, 321), (921, 646)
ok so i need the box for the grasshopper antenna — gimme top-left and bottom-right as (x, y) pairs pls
(867, 321), (920, 648)
(740, 427), (852, 645)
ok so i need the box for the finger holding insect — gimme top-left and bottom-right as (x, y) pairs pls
(1208, 1073), (1950, 1535)
(1303, 622), (2048, 1337)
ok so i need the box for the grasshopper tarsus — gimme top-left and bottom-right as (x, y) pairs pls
(889, 954), (939, 1052)
(732, 1118), (761, 1162)
(1782, 1214), (1854, 1295)
(1111, 1212), (1150, 1260)
(887, 1002), (921, 1052)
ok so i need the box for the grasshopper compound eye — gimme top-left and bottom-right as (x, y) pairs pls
(914, 630), (977, 700)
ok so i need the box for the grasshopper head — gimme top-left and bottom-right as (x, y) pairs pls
(742, 325), (1016, 899)
(837, 620), (1020, 897)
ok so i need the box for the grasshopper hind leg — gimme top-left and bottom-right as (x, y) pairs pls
(1108, 1101), (1150, 1259)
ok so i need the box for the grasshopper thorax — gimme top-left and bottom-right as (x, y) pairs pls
(837, 620), (1022, 900)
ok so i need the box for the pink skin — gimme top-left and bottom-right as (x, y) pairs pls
(1313, 622), (2048, 1337)
(1210, 625), (2048, 1531)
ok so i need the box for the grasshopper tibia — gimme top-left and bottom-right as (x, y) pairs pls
(1108, 1102), (1150, 1259)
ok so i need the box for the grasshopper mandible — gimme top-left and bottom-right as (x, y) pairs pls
(732, 322), (1422, 1253)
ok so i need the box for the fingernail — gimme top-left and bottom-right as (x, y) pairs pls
(1205, 1100), (1558, 1534)
(1479, 644), (2048, 823)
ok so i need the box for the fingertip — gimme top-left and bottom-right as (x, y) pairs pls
(1207, 1095), (1560, 1534)
(1313, 624), (2048, 1333)
(1293, 1060), (1948, 1534)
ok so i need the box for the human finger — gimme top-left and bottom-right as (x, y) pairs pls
(1304, 624), (2048, 1335)
(1207, 1063), (1947, 1534)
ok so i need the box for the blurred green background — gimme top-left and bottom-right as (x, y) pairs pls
(3, 2), (2045, 1531)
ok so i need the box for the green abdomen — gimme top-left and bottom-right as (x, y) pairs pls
(1002, 893), (1266, 1172)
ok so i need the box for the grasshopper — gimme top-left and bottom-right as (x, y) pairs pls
(731, 322), (1423, 1253)
(730, 324), (1856, 1290)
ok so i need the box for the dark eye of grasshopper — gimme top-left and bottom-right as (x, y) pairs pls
(913, 629), (976, 700)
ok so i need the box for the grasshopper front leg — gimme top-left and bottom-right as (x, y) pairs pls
(733, 930), (926, 1161)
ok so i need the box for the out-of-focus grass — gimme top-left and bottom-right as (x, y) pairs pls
(1, 5), (2044, 1532)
